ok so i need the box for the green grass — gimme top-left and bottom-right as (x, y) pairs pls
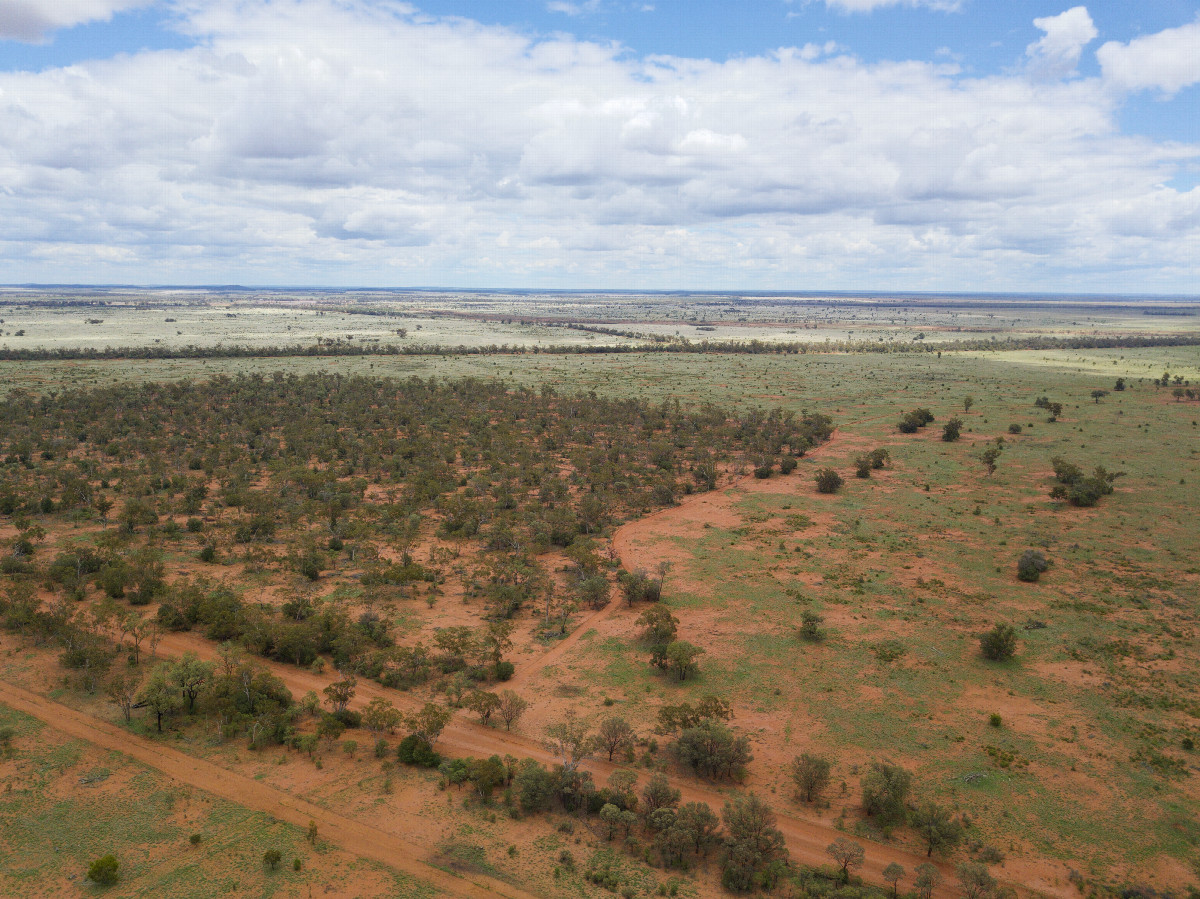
(3, 339), (1198, 885)
(0, 704), (436, 898)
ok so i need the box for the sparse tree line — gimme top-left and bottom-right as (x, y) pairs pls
(0, 570), (1011, 897)
(2, 332), (1198, 362)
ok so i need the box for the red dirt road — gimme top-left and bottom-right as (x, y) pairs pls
(0, 678), (535, 899)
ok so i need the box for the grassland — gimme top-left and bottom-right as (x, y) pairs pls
(0, 293), (1197, 899)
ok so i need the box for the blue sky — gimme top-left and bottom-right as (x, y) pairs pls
(0, 0), (1197, 291)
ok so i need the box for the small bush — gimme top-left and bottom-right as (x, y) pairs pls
(1008, 423), (1022, 434)
(397, 734), (441, 767)
(941, 417), (963, 442)
(1016, 549), (1050, 583)
(87, 855), (120, 885)
(980, 624), (1018, 662)
(779, 457), (797, 475)
(494, 660), (515, 681)
(814, 469), (843, 494)
(988, 714), (1002, 728)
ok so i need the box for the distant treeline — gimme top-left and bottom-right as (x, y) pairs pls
(2, 333), (1199, 362)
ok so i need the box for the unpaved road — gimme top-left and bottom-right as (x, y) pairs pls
(0, 678), (535, 899)
(2, 426), (1071, 899)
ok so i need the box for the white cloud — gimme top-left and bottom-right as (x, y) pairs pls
(0, 0), (1196, 290)
(0, 0), (154, 42)
(1098, 17), (1200, 97)
(1025, 6), (1096, 79)
(547, 0), (602, 15)
(821, 0), (961, 13)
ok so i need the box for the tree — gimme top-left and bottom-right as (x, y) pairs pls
(957, 862), (997, 899)
(914, 862), (942, 899)
(94, 496), (114, 524)
(641, 773), (681, 817)
(170, 653), (213, 711)
(138, 666), (179, 732)
(545, 712), (593, 772)
(789, 753), (832, 803)
(883, 862), (905, 897)
(1091, 389), (1109, 403)
(323, 674), (357, 714)
(941, 417), (963, 442)
(1016, 549), (1049, 583)
(963, 396), (974, 412)
(362, 697), (402, 734)
(596, 716), (636, 761)
(674, 721), (753, 779)
(464, 690), (501, 726)
(600, 803), (623, 840)
(106, 671), (141, 724)
(657, 694), (733, 733)
(980, 623), (1018, 661)
(406, 702), (452, 745)
(911, 802), (964, 857)
(815, 468), (843, 494)
(664, 640), (704, 680)
(469, 755), (507, 801)
(126, 616), (153, 664)
(263, 848), (282, 871)
(826, 837), (864, 883)
(676, 801), (722, 856)
(979, 444), (1002, 476)
(722, 794), (787, 892)
(638, 604), (679, 668)
(87, 854), (120, 885)
(494, 689), (529, 731)
(861, 762), (912, 827)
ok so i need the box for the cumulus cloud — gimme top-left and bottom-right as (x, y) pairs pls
(1025, 6), (1097, 79)
(0, 0), (155, 42)
(0, 0), (1196, 289)
(1098, 17), (1200, 97)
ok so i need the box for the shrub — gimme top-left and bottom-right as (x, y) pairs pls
(980, 623), (1018, 661)
(1008, 423), (1022, 434)
(988, 714), (1002, 728)
(779, 456), (797, 475)
(814, 469), (843, 494)
(1016, 550), (1049, 582)
(396, 734), (441, 767)
(87, 855), (120, 885)
(494, 660), (515, 681)
(941, 417), (963, 442)
(798, 610), (823, 642)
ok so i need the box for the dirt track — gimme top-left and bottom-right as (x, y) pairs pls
(0, 678), (534, 899)
(0, 426), (1072, 898)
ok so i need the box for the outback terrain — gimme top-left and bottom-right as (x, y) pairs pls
(0, 290), (1198, 899)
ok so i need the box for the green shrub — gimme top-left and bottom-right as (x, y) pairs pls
(87, 855), (119, 885)
(980, 624), (1018, 661)
(814, 469), (843, 494)
(1016, 550), (1049, 582)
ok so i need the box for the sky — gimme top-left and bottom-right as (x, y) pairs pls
(0, 0), (1198, 292)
